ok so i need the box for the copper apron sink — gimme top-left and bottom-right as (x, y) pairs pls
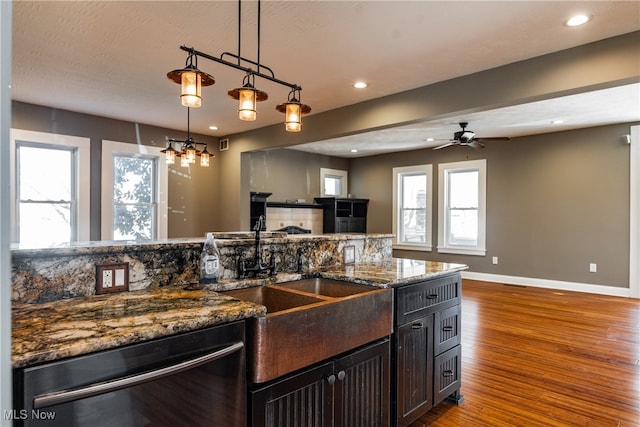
(274, 277), (374, 298)
(222, 279), (392, 383)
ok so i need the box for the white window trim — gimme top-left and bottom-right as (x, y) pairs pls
(392, 164), (433, 251)
(438, 159), (487, 256)
(101, 140), (168, 241)
(10, 129), (91, 244)
(320, 167), (348, 197)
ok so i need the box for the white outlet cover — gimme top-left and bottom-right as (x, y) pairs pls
(115, 269), (126, 287)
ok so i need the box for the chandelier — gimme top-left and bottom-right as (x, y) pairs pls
(166, 0), (311, 132)
(161, 108), (213, 167)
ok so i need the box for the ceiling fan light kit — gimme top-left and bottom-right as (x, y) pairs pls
(166, 0), (310, 133)
(432, 122), (510, 150)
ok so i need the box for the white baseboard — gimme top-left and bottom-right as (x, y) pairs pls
(461, 271), (631, 298)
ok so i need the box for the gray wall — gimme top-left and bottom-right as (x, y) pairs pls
(248, 149), (349, 202)
(12, 101), (222, 239)
(350, 123), (633, 288)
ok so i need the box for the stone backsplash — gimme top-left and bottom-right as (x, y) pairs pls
(11, 233), (393, 303)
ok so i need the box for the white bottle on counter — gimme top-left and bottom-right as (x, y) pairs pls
(200, 232), (220, 284)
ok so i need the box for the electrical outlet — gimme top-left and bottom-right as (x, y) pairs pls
(102, 270), (113, 287)
(492, 256), (499, 265)
(96, 263), (130, 294)
(589, 263), (597, 273)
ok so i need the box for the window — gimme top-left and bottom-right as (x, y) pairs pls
(320, 168), (348, 197)
(438, 159), (486, 255)
(101, 140), (167, 241)
(392, 165), (433, 250)
(10, 129), (90, 246)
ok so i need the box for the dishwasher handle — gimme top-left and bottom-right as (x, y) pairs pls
(33, 340), (244, 409)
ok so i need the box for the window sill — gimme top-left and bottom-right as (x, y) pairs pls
(393, 243), (432, 252)
(437, 246), (486, 256)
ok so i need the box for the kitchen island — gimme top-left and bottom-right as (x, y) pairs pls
(11, 234), (466, 427)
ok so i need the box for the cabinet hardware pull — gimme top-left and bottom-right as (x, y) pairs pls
(327, 374), (336, 385)
(442, 325), (454, 332)
(427, 294), (438, 299)
(337, 370), (346, 381)
(411, 323), (423, 329)
(33, 341), (244, 409)
(443, 370), (454, 377)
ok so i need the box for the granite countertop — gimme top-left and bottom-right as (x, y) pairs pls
(12, 287), (265, 368)
(318, 258), (468, 287)
(11, 258), (465, 369)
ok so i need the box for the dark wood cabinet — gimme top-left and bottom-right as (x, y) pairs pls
(250, 192), (271, 230)
(314, 197), (369, 233)
(392, 273), (462, 427)
(250, 339), (390, 427)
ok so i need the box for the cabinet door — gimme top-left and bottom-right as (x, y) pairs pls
(395, 316), (433, 427)
(336, 218), (351, 233)
(250, 362), (334, 427)
(334, 339), (390, 427)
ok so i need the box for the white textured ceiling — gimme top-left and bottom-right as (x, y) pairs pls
(11, 1), (640, 157)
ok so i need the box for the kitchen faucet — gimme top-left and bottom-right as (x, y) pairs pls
(237, 215), (276, 279)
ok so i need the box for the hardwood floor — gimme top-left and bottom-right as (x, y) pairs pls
(411, 279), (640, 427)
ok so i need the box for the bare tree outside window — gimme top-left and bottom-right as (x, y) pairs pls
(112, 155), (156, 240)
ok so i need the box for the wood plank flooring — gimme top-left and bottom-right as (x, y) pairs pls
(411, 279), (640, 427)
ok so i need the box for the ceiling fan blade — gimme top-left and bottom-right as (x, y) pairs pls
(432, 142), (457, 150)
(475, 137), (511, 142)
(468, 140), (485, 150)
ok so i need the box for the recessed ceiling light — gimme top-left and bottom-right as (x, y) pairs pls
(426, 138), (435, 142)
(551, 119), (564, 124)
(350, 149), (358, 153)
(209, 125), (218, 130)
(353, 81), (367, 89)
(566, 14), (590, 27)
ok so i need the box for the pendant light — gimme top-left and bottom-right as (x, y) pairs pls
(228, 73), (268, 121)
(162, 108), (212, 168)
(167, 50), (215, 108)
(276, 88), (311, 132)
(167, 0), (310, 130)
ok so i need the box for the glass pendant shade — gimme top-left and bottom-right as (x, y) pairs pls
(276, 90), (311, 133)
(185, 146), (197, 164)
(200, 151), (210, 167)
(238, 88), (257, 121)
(181, 71), (202, 108)
(162, 144), (177, 165)
(285, 103), (302, 132)
(180, 153), (190, 167)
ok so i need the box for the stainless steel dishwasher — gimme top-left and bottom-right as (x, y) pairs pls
(14, 321), (246, 427)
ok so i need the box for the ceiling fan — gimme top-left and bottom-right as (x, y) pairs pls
(432, 122), (510, 150)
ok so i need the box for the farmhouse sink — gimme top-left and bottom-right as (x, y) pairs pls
(222, 285), (324, 313)
(222, 279), (392, 383)
(275, 277), (374, 297)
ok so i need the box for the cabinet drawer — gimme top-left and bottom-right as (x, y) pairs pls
(433, 345), (461, 405)
(395, 273), (461, 325)
(434, 305), (461, 355)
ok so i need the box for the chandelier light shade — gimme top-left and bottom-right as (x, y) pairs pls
(228, 73), (268, 121)
(276, 88), (311, 132)
(161, 143), (178, 165)
(199, 145), (213, 167)
(167, 50), (215, 108)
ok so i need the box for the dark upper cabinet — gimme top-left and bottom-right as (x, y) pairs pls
(314, 197), (369, 233)
(250, 192), (271, 230)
